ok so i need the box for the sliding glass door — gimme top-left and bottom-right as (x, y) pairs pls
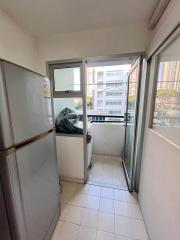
(123, 57), (142, 191)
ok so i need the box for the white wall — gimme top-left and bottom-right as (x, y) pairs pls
(147, 0), (180, 57)
(0, 9), (41, 73)
(139, 130), (180, 240)
(38, 23), (150, 74)
(139, 1), (180, 240)
(92, 123), (125, 156)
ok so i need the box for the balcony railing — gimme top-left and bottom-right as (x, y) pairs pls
(87, 114), (125, 123)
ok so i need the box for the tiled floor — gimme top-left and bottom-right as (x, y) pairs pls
(51, 181), (149, 240)
(88, 154), (128, 190)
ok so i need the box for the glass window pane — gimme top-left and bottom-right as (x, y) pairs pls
(54, 67), (81, 92)
(152, 35), (180, 145)
(54, 98), (84, 134)
(54, 98), (83, 117)
(87, 65), (130, 119)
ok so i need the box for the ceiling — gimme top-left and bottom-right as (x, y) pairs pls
(0, 0), (159, 37)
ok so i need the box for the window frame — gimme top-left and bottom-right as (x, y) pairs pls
(149, 26), (180, 145)
(49, 61), (83, 98)
(48, 59), (85, 133)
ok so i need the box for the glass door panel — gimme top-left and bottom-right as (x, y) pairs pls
(123, 57), (141, 191)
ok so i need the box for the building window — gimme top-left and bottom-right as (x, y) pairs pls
(97, 92), (103, 98)
(106, 70), (123, 81)
(106, 92), (122, 96)
(97, 71), (104, 81)
(152, 33), (180, 145)
(106, 101), (122, 105)
(106, 82), (123, 89)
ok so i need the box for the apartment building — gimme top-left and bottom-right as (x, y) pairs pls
(87, 65), (129, 116)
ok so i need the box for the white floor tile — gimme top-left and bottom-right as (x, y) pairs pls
(64, 206), (84, 224)
(96, 230), (115, 240)
(81, 209), (99, 228)
(59, 222), (79, 240)
(78, 226), (97, 240)
(101, 187), (114, 199)
(113, 189), (138, 204)
(93, 154), (105, 161)
(51, 221), (64, 240)
(105, 155), (122, 162)
(91, 171), (104, 183)
(61, 182), (78, 195)
(88, 155), (127, 189)
(70, 193), (88, 207)
(61, 191), (76, 205)
(76, 184), (89, 195)
(115, 215), (149, 240)
(87, 195), (100, 210)
(114, 201), (142, 220)
(60, 204), (71, 221)
(88, 185), (101, 197)
(55, 177), (149, 240)
(100, 198), (114, 214)
(98, 212), (115, 233)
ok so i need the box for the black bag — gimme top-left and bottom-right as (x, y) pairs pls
(55, 108), (83, 134)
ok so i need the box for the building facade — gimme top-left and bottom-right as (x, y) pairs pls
(87, 65), (130, 116)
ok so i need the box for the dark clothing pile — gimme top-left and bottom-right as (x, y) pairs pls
(55, 107), (83, 134)
(55, 108), (92, 143)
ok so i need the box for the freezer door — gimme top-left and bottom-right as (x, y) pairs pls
(15, 131), (60, 240)
(0, 64), (13, 149)
(2, 61), (53, 146)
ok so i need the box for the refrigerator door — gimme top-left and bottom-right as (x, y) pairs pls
(15, 131), (60, 240)
(1, 61), (53, 148)
(0, 64), (13, 149)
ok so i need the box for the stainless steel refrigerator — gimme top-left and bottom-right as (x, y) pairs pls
(0, 60), (60, 240)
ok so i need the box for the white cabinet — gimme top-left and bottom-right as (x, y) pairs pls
(55, 123), (93, 183)
(56, 135), (84, 183)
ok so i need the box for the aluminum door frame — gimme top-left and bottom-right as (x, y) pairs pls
(132, 59), (149, 192)
(123, 57), (143, 192)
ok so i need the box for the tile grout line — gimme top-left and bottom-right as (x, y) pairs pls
(63, 201), (144, 222)
(63, 201), (143, 222)
(59, 180), (148, 239)
(87, 156), (128, 190)
(59, 217), (144, 240)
